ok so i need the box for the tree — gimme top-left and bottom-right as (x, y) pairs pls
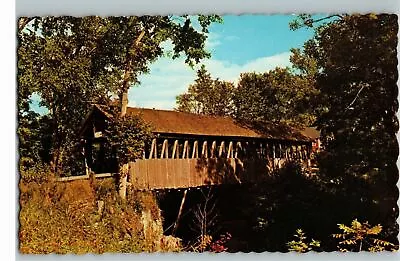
(175, 65), (235, 116)
(291, 14), (398, 241)
(302, 15), (397, 189)
(17, 15), (222, 175)
(176, 62), (317, 127)
(234, 66), (318, 127)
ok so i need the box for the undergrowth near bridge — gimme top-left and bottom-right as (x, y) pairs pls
(19, 165), (181, 254)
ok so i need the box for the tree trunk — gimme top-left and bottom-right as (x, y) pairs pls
(117, 31), (145, 199)
(172, 189), (188, 236)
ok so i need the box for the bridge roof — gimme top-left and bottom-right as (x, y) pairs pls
(123, 107), (317, 142)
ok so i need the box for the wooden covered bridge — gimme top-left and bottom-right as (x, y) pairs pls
(78, 105), (319, 191)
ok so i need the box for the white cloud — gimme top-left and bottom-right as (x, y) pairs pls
(129, 52), (292, 110)
(201, 52), (292, 83)
(205, 32), (222, 50)
(129, 58), (196, 109)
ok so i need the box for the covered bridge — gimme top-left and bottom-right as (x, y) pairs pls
(78, 105), (319, 190)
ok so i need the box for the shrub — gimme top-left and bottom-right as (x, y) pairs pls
(287, 229), (321, 253)
(333, 219), (399, 252)
(19, 163), (53, 184)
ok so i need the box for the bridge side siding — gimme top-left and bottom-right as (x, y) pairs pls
(128, 137), (311, 190)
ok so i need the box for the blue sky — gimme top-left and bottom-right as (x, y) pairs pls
(31, 15), (318, 113)
(130, 15), (316, 110)
(205, 15), (314, 64)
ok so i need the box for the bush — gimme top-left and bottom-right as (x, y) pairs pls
(19, 163), (53, 184)
(333, 219), (399, 252)
(287, 229), (320, 253)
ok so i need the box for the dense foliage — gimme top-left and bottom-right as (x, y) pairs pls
(18, 112), (53, 168)
(235, 67), (317, 127)
(103, 110), (154, 168)
(175, 58), (318, 128)
(292, 13), (398, 237)
(176, 65), (235, 116)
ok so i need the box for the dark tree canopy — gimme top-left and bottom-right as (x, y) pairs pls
(290, 14), (398, 238)
(303, 14), (398, 182)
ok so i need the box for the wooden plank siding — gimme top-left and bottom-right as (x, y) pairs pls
(127, 137), (312, 190)
(63, 138), (312, 190)
(129, 158), (231, 190)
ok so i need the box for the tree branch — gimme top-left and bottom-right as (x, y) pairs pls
(121, 30), (146, 93)
(345, 85), (366, 111)
(311, 14), (344, 24)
